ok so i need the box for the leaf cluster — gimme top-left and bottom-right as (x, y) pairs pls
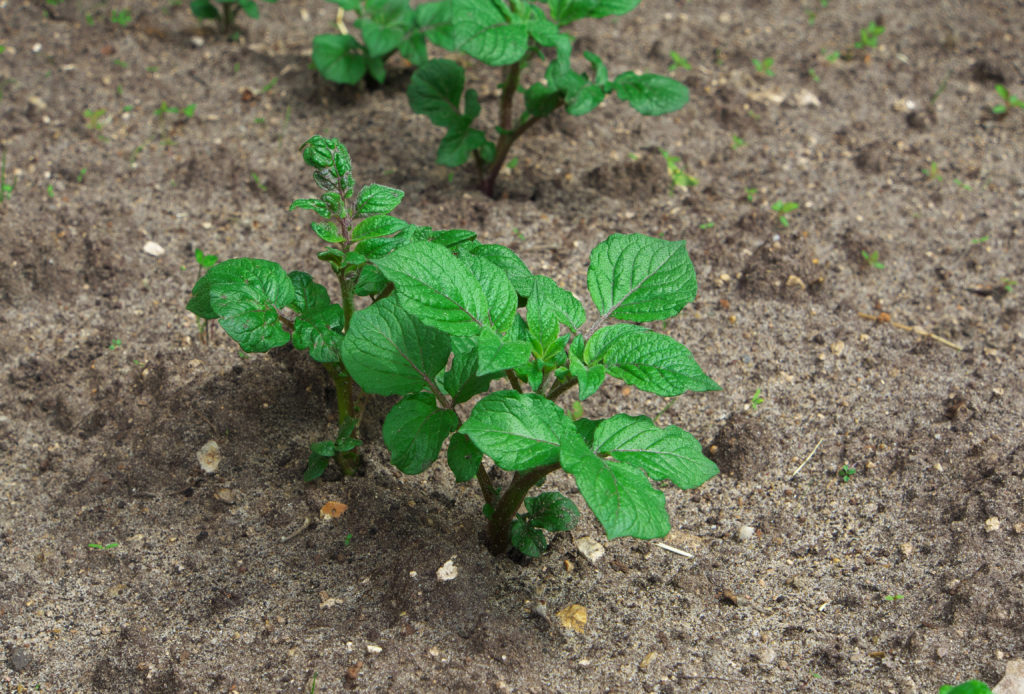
(187, 135), (719, 556)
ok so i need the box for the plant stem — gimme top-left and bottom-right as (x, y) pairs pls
(326, 364), (361, 475)
(485, 462), (560, 554)
(546, 376), (578, 402)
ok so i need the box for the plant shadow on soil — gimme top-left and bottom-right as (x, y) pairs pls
(1, 0), (1023, 691)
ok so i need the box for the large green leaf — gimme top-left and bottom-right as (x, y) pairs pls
(460, 391), (574, 471)
(587, 234), (697, 322)
(459, 253), (517, 333)
(559, 430), (669, 540)
(408, 60), (488, 166)
(355, 184), (404, 216)
(451, 0), (529, 65)
(374, 241), (489, 336)
(383, 393), (459, 474)
(187, 274), (217, 319)
(467, 244), (533, 296)
(312, 34), (368, 85)
(205, 259), (294, 352)
(593, 414), (718, 489)
(342, 297), (451, 395)
(189, 0), (219, 20)
(613, 73), (689, 116)
(585, 324), (719, 396)
(355, 16), (405, 59)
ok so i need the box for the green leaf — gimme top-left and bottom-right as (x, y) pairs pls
(527, 275), (585, 349)
(940, 683), (993, 694)
(447, 432), (482, 482)
(459, 253), (517, 332)
(441, 336), (497, 403)
(303, 451), (331, 481)
(356, 17), (406, 58)
(374, 241), (489, 336)
(509, 517), (547, 557)
(559, 429), (670, 540)
(187, 274), (217, 319)
(588, 234), (697, 322)
(467, 244), (533, 296)
(312, 34), (368, 85)
(592, 414), (718, 489)
(356, 184), (404, 216)
(342, 297), (451, 395)
(460, 391), (574, 471)
(525, 491), (580, 531)
(292, 303), (345, 363)
(524, 82), (564, 119)
(354, 264), (388, 295)
(613, 73), (689, 116)
(451, 0), (529, 65)
(383, 393), (459, 474)
(476, 329), (532, 373)
(289, 272), (332, 313)
(416, 0), (454, 49)
(311, 221), (344, 243)
(408, 60), (489, 166)
(429, 228), (477, 247)
(569, 354), (605, 400)
(352, 214), (409, 241)
(205, 259), (293, 352)
(585, 324), (719, 396)
(189, 0), (220, 19)
(289, 198), (331, 219)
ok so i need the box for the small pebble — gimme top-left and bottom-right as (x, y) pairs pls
(985, 517), (1001, 533)
(575, 536), (605, 564)
(197, 440), (220, 474)
(143, 241), (165, 257)
(436, 559), (458, 581)
(737, 525), (755, 542)
(366, 644), (382, 654)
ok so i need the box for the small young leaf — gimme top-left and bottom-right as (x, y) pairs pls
(460, 391), (575, 471)
(613, 73), (689, 115)
(429, 228), (477, 247)
(205, 259), (294, 352)
(447, 432), (482, 482)
(588, 234), (697, 322)
(441, 336), (497, 403)
(408, 60), (489, 166)
(525, 491), (580, 532)
(352, 214), (408, 241)
(585, 324), (719, 396)
(289, 198), (331, 218)
(383, 392), (459, 474)
(189, 0), (220, 20)
(292, 303), (346, 363)
(559, 430), (670, 540)
(342, 297), (451, 395)
(356, 16), (405, 58)
(374, 241), (489, 336)
(524, 82), (564, 120)
(527, 276), (585, 349)
(304, 451), (331, 482)
(187, 274), (218, 319)
(356, 184), (404, 216)
(238, 0), (259, 19)
(569, 355), (605, 400)
(476, 329), (532, 373)
(509, 518), (547, 557)
(311, 221), (344, 243)
(592, 414), (718, 489)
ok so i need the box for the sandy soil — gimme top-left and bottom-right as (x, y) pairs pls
(1, 0), (1023, 691)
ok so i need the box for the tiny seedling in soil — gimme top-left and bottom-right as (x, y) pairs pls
(87, 542), (119, 550)
(922, 161), (943, 182)
(250, 172), (268, 191)
(669, 51), (691, 72)
(752, 57), (775, 77)
(730, 134), (746, 149)
(107, 339), (122, 350)
(992, 84), (1024, 115)
(0, 152), (15, 202)
(749, 387), (765, 411)
(188, 135), (720, 557)
(76, 168), (87, 183)
(154, 102), (196, 119)
(83, 108), (106, 131)
(940, 682), (993, 694)
(861, 250), (884, 269)
(190, 0), (277, 36)
(838, 464), (856, 482)
(882, 593), (903, 601)
(853, 21), (884, 50)
(770, 200), (799, 227)
(699, 221), (714, 230)
(970, 235), (990, 246)
(660, 150), (698, 188)
(46, 183), (55, 199)
(953, 178), (972, 191)
(744, 187), (757, 203)
(406, 0), (690, 197)
(110, 9), (132, 25)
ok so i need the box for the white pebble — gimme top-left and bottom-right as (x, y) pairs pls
(143, 241), (165, 257)
(575, 536), (605, 564)
(737, 525), (755, 542)
(197, 440), (221, 474)
(436, 559), (458, 581)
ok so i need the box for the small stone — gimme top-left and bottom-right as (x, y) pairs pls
(143, 241), (165, 257)
(436, 559), (458, 581)
(575, 536), (605, 564)
(757, 647), (777, 664)
(366, 644), (382, 654)
(556, 604), (587, 634)
(196, 440), (220, 474)
(639, 652), (658, 670)
(785, 274), (806, 290)
(985, 517), (1001, 533)
(900, 542), (914, 557)
(830, 340), (845, 356)
(737, 525), (755, 542)
(6, 644), (32, 673)
(794, 89), (820, 108)
(213, 488), (238, 504)
(994, 659), (1024, 694)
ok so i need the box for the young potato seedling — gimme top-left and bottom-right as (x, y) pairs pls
(406, 0), (689, 197)
(188, 135), (720, 557)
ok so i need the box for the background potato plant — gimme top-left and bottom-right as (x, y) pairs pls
(188, 136), (719, 557)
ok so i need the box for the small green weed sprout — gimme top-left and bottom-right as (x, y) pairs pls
(853, 21), (884, 50)
(669, 51), (691, 72)
(749, 388), (765, 411)
(83, 108), (107, 131)
(992, 84), (1024, 115)
(88, 542), (119, 550)
(312, 0), (439, 86)
(0, 151), (15, 202)
(154, 102), (196, 119)
(861, 250), (884, 269)
(730, 134), (746, 149)
(744, 187), (757, 203)
(922, 161), (943, 182)
(838, 464), (856, 482)
(752, 57), (775, 77)
(407, 0), (690, 197)
(188, 135), (720, 557)
(940, 682), (992, 694)
(770, 200), (799, 227)
(110, 9), (132, 25)
(882, 593), (903, 601)
(660, 149), (698, 188)
(190, 0), (277, 36)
